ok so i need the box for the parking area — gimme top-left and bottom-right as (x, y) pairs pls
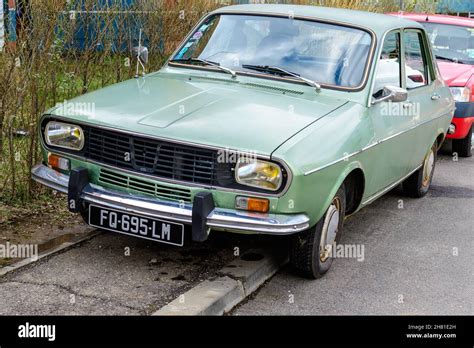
(233, 150), (474, 315)
(0, 147), (472, 315)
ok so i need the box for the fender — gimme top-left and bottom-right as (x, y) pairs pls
(306, 160), (366, 226)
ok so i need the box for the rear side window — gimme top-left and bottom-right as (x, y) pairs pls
(404, 31), (429, 89)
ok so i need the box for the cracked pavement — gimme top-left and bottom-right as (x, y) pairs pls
(0, 232), (248, 315)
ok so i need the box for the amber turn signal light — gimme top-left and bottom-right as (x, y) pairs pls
(235, 196), (270, 213)
(48, 153), (70, 171)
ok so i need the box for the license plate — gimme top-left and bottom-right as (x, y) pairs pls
(88, 205), (184, 246)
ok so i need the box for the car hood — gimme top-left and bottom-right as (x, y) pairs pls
(49, 72), (347, 155)
(437, 61), (474, 86)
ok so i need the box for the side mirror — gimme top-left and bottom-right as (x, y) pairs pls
(132, 46), (149, 65)
(372, 86), (408, 105)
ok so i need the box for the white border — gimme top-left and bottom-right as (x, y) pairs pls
(88, 205), (185, 247)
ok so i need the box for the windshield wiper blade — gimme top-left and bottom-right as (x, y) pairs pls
(242, 64), (321, 92)
(435, 55), (465, 64)
(170, 58), (237, 79)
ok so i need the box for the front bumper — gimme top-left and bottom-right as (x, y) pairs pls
(447, 102), (474, 139)
(446, 116), (474, 140)
(32, 164), (310, 236)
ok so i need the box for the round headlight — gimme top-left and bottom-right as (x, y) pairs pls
(235, 159), (283, 191)
(44, 121), (84, 151)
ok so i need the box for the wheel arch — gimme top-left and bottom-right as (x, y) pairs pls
(315, 161), (366, 222)
(343, 167), (366, 216)
(435, 131), (446, 151)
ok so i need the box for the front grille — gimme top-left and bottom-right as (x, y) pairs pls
(41, 117), (288, 194)
(99, 169), (192, 203)
(84, 127), (224, 186)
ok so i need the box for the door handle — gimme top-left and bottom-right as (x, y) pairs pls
(431, 94), (441, 101)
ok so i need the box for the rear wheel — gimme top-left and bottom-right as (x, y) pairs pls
(403, 142), (437, 198)
(289, 185), (346, 279)
(452, 125), (472, 158)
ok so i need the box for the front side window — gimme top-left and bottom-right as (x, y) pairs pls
(373, 31), (401, 96)
(404, 31), (429, 89)
(172, 14), (373, 89)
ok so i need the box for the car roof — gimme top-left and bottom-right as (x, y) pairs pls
(387, 12), (474, 27)
(212, 4), (424, 35)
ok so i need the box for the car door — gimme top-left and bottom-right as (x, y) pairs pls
(368, 30), (418, 193)
(402, 28), (444, 169)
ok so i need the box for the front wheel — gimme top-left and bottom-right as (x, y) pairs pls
(289, 184), (346, 279)
(452, 125), (472, 158)
(403, 142), (437, 198)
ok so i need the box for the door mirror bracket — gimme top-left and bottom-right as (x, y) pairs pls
(372, 86), (408, 105)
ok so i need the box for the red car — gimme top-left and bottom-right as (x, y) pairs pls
(388, 13), (474, 157)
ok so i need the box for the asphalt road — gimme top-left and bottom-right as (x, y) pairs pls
(233, 148), (474, 315)
(0, 232), (257, 315)
(0, 145), (472, 316)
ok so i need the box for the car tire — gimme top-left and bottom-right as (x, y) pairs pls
(403, 142), (437, 198)
(289, 184), (346, 279)
(452, 125), (472, 158)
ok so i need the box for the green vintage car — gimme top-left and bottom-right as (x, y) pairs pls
(32, 5), (455, 278)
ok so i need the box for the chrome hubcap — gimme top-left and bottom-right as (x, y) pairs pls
(422, 149), (435, 188)
(320, 198), (341, 263)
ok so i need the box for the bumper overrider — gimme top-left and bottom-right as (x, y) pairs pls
(31, 164), (310, 240)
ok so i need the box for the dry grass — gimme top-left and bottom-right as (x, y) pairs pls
(0, 0), (216, 203)
(0, 0), (436, 205)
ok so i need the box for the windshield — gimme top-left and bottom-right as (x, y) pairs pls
(172, 14), (373, 89)
(422, 22), (474, 65)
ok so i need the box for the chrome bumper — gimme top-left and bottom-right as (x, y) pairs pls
(31, 164), (310, 235)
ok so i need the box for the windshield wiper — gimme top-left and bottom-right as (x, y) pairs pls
(435, 55), (465, 64)
(170, 58), (237, 79)
(242, 64), (321, 92)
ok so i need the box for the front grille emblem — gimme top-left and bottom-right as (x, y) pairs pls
(130, 139), (161, 174)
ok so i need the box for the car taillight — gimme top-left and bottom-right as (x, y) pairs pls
(408, 74), (424, 83)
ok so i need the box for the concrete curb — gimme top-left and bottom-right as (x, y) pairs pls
(154, 276), (245, 316)
(154, 248), (288, 316)
(219, 249), (288, 296)
(0, 229), (101, 278)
